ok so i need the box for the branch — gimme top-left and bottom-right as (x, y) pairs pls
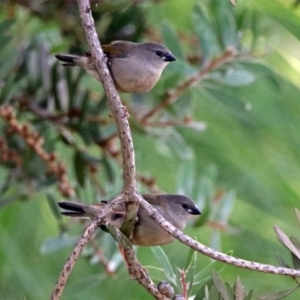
(51, 1), (166, 299)
(122, 247), (168, 300)
(139, 199), (300, 277)
(50, 220), (100, 300)
(76, 0), (140, 241)
(76, 0), (135, 193)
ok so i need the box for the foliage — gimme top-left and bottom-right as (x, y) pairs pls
(1, 0), (300, 299)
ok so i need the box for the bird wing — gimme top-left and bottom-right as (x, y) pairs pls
(102, 43), (131, 59)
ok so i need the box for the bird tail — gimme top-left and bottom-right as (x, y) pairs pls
(55, 54), (80, 67)
(58, 201), (88, 217)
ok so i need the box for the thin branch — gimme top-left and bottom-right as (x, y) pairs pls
(50, 220), (100, 300)
(76, 0), (139, 249)
(139, 199), (300, 277)
(122, 247), (168, 300)
(76, 0), (135, 193)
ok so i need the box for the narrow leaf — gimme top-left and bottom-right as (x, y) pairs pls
(194, 278), (214, 300)
(151, 246), (176, 285)
(244, 290), (253, 300)
(257, 286), (300, 300)
(212, 270), (228, 300)
(106, 223), (133, 249)
(235, 277), (246, 300)
(74, 150), (86, 187)
(274, 225), (300, 259)
(290, 236), (300, 269)
(275, 253), (289, 268)
(295, 208), (300, 226)
(210, 69), (256, 87)
(47, 193), (62, 220)
(40, 235), (79, 254)
(193, 4), (222, 61)
(161, 24), (184, 60)
(184, 246), (196, 271)
(225, 282), (234, 300)
(177, 160), (196, 196)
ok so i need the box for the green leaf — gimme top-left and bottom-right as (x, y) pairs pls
(291, 252), (300, 271)
(225, 282), (234, 300)
(290, 236), (300, 269)
(40, 235), (79, 254)
(161, 23), (184, 60)
(102, 153), (116, 183)
(92, 0), (134, 12)
(212, 270), (228, 300)
(215, 5), (237, 48)
(253, 0), (300, 41)
(0, 18), (15, 35)
(184, 246), (196, 271)
(161, 129), (193, 160)
(106, 223), (133, 249)
(193, 205), (210, 227)
(229, 0), (236, 6)
(257, 286), (300, 300)
(120, 203), (138, 238)
(193, 4), (222, 62)
(186, 251), (197, 298)
(210, 69), (256, 87)
(295, 208), (300, 226)
(194, 278), (214, 300)
(151, 246), (176, 285)
(209, 283), (222, 300)
(74, 150), (86, 187)
(274, 225), (300, 259)
(244, 290), (253, 300)
(46, 193), (62, 220)
(234, 277), (246, 300)
(290, 236), (300, 252)
(77, 91), (90, 125)
(275, 253), (289, 268)
(177, 160), (196, 196)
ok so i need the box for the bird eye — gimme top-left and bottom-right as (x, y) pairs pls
(181, 203), (188, 209)
(156, 50), (163, 56)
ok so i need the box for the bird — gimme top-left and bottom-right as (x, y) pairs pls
(58, 194), (201, 246)
(55, 41), (176, 93)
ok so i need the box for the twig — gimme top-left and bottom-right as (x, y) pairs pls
(122, 247), (168, 300)
(50, 200), (120, 299)
(76, 0), (139, 245)
(50, 220), (100, 300)
(139, 199), (300, 277)
(76, 0), (135, 193)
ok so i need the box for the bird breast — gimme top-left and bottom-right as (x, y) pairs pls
(109, 55), (164, 93)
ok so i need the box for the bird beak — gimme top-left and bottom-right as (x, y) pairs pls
(163, 52), (176, 62)
(188, 205), (201, 215)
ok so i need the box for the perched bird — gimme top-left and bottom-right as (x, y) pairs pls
(55, 41), (176, 93)
(58, 194), (201, 246)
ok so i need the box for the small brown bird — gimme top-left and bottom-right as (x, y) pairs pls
(55, 41), (176, 93)
(58, 194), (201, 246)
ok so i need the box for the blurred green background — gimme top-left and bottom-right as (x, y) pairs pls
(1, 0), (300, 299)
